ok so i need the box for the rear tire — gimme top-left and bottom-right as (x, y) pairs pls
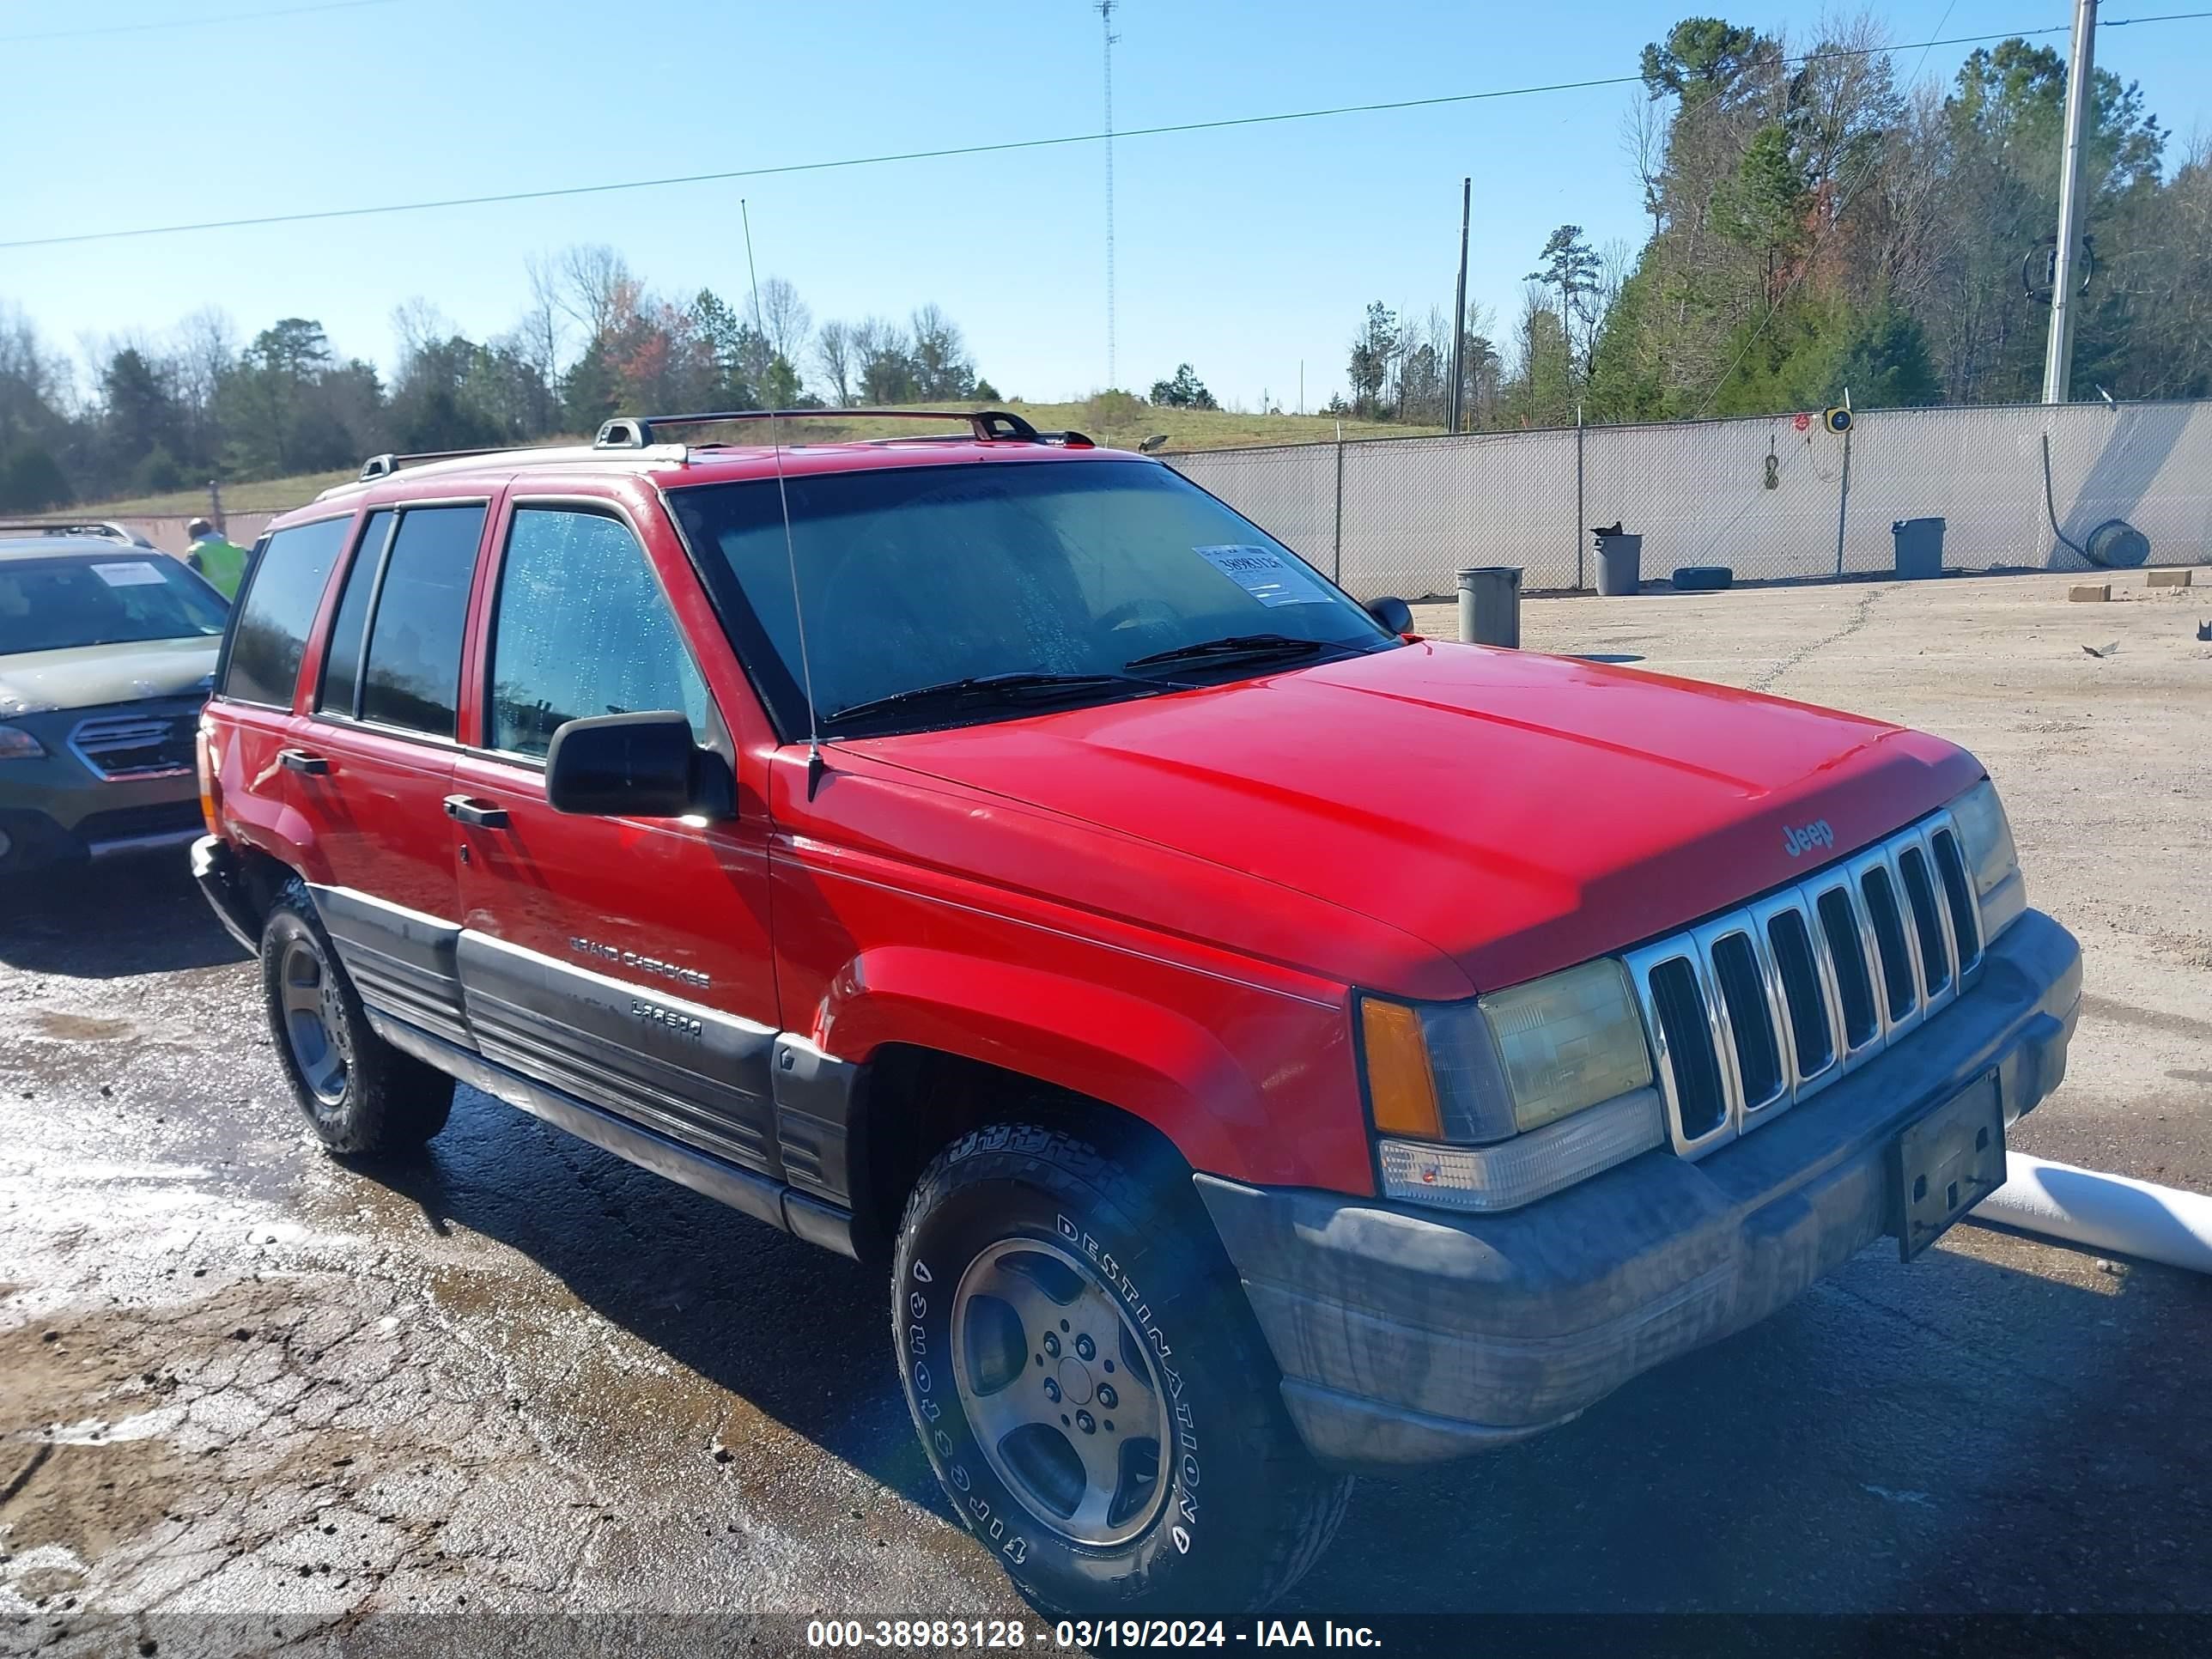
(261, 877), (453, 1157)
(893, 1121), (1350, 1617)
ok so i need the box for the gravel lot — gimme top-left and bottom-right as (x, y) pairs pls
(3, 571), (2209, 1653)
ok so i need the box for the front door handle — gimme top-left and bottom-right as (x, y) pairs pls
(278, 748), (329, 775)
(443, 794), (510, 829)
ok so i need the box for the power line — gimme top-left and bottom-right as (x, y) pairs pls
(2, 15), (2205, 253)
(0, 0), (397, 46)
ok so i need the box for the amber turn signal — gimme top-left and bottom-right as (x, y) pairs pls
(1360, 998), (1443, 1139)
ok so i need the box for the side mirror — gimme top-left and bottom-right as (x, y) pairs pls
(1366, 595), (1413, 635)
(544, 711), (726, 820)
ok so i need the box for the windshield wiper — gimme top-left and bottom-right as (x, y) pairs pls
(826, 671), (1165, 728)
(1125, 633), (1331, 671)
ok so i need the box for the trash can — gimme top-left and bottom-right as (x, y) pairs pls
(1594, 532), (1642, 596)
(1892, 516), (1946, 580)
(1457, 566), (1522, 647)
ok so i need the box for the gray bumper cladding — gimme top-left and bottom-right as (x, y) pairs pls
(190, 835), (262, 955)
(1196, 908), (2081, 1471)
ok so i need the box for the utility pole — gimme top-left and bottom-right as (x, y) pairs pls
(1448, 178), (1471, 433)
(2043, 0), (2097, 404)
(1098, 0), (1120, 391)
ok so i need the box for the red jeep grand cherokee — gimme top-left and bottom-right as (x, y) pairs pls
(191, 409), (2079, 1615)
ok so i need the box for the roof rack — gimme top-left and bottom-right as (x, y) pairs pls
(359, 445), (518, 482)
(0, 520), (153, 546)
(592, 408), (1087, 449)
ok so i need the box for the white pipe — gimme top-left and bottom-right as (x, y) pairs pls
(1972, 1152), (2212, 1274)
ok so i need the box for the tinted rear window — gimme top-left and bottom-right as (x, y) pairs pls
(359, 506), (485, 737)
(222, 517), (349, 708)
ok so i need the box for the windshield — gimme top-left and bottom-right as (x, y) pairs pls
(667, 459), (1394, 738)
(0, 554), (229, 657)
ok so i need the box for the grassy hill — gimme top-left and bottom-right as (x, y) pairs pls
(77, 400), (1433, 518)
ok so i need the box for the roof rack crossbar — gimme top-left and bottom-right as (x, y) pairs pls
(593, 408), (1044, 449)
(0, 520), (143, 544)
(359, 445), (520, 482)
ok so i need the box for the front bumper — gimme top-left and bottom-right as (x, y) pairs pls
(0, 787), (204, 872)
(1196, 907), (2081, 1471)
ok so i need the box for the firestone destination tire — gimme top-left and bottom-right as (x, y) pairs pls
(892, 1121), (1351, 1616)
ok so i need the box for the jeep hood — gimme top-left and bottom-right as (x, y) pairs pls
(851, 641), (1982, 993)
(0, 637), (219, 715)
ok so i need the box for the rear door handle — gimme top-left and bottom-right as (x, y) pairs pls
(443, 794), (509, 829)
(277, 748), (329, 775)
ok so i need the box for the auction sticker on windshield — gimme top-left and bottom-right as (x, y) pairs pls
(1194, 544), (1334, 606)
(91, 562), (167, 586)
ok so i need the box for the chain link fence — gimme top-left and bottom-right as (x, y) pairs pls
(1168, 399), (2212, 600)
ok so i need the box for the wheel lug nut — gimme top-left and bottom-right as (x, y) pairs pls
(1097, 1383), (1117, 1409)
(1075, 1410), (1096, 1435)
(1042, 1332), (1060, 1358)
(1043, 1377), (1061, 1403)
(1075, 1334), (1096, 1361)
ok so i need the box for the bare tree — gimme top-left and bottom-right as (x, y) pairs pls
(756, 276), (812, 364)
(1620, 94), (1667, 240)
(814, 319), (854, 404)
(170, 306), (238, 462)
(390, 298), (453, 365)
(520, 252), (567, 386)
(556, 244), (633, 343)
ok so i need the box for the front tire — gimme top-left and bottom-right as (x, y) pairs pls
(893, 1121), (1349, 1616)
(261, 878), (453, 1157)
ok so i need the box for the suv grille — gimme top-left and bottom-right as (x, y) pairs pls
(1623, 809), (1984, 1158)
(69, 708), (197, 780)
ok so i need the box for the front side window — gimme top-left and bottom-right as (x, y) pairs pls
(486, 507), (710, 760)
(222, 517), (349, 708)
(665, 459), (1392, 738)
(0, 554), (228, 658)
(358, 506), (485, 737)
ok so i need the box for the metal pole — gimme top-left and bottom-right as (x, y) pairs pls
(1332, 425), (1346, 584)
(1449, 178), (1471, 434)
(2043, 0), (2098, 404)
(1574, 404), (1586, 591)
(1833, 421), (1852, 577)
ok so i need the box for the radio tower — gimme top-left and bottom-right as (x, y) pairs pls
(1098, 0), (1119, 390)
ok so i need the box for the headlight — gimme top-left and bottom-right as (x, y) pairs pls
(1949, 777), (2025, 940)
(1360, 960), (1662, 1212)
(0, 724), (46, 761)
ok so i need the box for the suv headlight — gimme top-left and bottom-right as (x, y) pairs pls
(1948, 777), (2025, 941)
(1360, 959), (1663, 1212)
(0, 723), (46, 761)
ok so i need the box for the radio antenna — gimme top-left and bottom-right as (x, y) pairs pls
(740, 198), (824, 799)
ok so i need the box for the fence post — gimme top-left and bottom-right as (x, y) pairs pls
(1833, 422), (1852, 577)
(1574, 406), (1586, 591)
(1332, 430), (1346, 584)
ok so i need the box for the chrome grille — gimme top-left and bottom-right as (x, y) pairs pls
(68, 710), (194, 780)
(1625, 809), (1984, 1160)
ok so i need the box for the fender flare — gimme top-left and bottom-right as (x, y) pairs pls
(818, 945), (1267, 1179)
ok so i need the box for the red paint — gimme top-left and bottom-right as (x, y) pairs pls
(210, 442), (1984, 1200)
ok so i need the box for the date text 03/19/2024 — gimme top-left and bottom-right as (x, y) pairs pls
(804, 1619), (1383, 1649)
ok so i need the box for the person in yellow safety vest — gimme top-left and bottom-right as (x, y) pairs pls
(184, 517), (249, 600)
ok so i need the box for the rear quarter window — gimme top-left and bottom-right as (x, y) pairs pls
(222, 517), (351, 708)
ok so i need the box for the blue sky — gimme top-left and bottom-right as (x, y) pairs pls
(3, 0), (2208, 410)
